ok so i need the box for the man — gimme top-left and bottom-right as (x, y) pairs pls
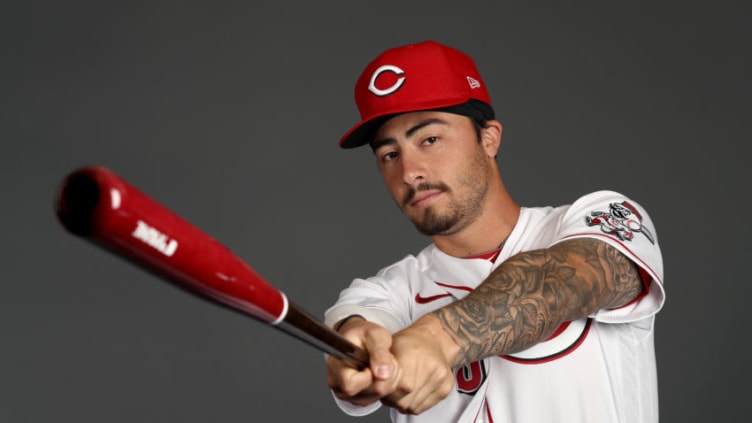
(325, 40), (664, 423)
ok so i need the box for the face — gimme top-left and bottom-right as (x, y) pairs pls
(372, 111), (495, 236)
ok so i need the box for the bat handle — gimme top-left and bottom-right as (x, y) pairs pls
(280, 302), (369, 369)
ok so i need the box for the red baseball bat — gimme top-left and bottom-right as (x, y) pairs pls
(55, 166), (368, 369)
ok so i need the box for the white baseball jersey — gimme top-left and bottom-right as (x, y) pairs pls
(325, 191), (665, 423)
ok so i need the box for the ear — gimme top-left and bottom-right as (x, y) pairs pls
(481, 120), (503, 158)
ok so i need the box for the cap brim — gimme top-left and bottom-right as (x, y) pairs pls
(339, 114), (396, 149)
(339, 100), (495, 149)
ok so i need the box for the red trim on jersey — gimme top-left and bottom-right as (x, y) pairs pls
(544, 321), (571, 341)
(468, 248), (502, 263)
(472, 398), (494, 423)
(501, 318), (592, 364)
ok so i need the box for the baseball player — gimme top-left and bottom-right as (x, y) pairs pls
(324, 41), (664, 423)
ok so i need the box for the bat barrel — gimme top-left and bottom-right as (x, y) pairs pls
(55, 166), (288, 324)
(55, 166), (369, 368)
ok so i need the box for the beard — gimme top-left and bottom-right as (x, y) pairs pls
(410, 182), (488, 236)
(402, 147), (491, 237)
(418, 203), (464, 236)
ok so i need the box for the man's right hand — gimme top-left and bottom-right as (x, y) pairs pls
(326, 317), (402, 407)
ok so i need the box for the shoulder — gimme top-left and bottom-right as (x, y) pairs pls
(565, 190), (659, 244)
(519, 189), (663, 283)
(556, 190), (665, 320)
(569, 190), (649, 212)
(517, 190), (644, 227)
(372, 243), (434, 279)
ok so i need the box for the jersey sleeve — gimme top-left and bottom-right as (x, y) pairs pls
(324, 255), (417, 333)
(551, 190), (665, 324)
(323, 277), (406, 334)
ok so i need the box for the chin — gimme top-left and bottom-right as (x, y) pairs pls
(412, 210), (463, 237)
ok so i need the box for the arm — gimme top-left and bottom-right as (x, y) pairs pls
(432, 236), (644, 367)
(383, 237), (645, 413)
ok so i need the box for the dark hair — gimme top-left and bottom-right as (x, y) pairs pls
(437, 99), (494, 145)
(368, 100), (495, 149)
(470, 116), (491, 143)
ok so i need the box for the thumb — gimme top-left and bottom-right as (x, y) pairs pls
(363, 327), (395, 381)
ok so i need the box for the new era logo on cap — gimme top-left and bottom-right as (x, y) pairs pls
(467, 76), (481, 89)
(339, 40), (493, 148)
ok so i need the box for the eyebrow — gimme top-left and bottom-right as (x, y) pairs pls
(371, 118), (448, 151)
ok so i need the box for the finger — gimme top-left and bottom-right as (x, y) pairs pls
(327, 354), (399, 407)
(327, 355), (375, 396)
(382, 362), (454, 414)
(403, 372), (454, 414)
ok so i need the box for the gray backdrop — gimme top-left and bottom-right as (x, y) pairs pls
(2, 1), (749, 422)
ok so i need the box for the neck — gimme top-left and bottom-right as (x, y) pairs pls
(432, 181), (520, 258)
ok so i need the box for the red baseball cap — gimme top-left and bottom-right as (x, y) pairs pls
(339, 40), (494, 149)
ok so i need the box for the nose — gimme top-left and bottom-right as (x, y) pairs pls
(400, 148), (426, 186)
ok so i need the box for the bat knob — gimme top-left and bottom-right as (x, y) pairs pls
(55, 167), (103, 236)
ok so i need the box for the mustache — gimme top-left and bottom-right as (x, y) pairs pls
(402, 182), (450, 207)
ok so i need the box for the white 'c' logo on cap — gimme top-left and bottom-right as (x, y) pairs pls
(368, 65), (405, 96)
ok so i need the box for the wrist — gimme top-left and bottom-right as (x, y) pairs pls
(334, 314), (365, 333)
(410, 314), (462, 368)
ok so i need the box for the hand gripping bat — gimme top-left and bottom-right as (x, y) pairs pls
(55, 166), (368, 369)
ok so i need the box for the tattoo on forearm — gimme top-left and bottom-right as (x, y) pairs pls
(433, 238), (643, 367)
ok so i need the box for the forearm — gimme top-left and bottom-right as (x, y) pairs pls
(430, 237), (643, 367)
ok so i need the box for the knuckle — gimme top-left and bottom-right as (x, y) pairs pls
(371, 384), (391, 397)
(403, 404), (422, 415)
(340, 385), (360, 397)
(438, 380), (454, 398)
(432, 366), (449, 379)
(411, 405), (427, 415)
(397, 379), (415, 394)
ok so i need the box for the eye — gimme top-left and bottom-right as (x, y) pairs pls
(380, 150), (399, 163)
(422, 136), (439, 145)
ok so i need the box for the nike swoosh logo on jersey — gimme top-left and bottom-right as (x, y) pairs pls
(415, 281), (473, 304)
(415, 292), (453, 304)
